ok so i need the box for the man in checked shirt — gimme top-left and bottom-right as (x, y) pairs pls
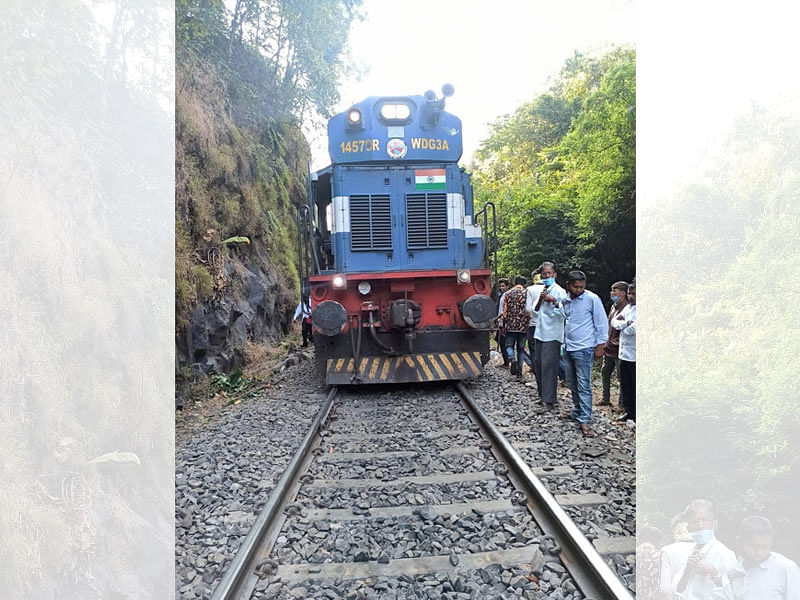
(501, 275), (530, 381)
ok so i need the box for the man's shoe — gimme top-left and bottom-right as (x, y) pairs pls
(510, 363), (517, 375)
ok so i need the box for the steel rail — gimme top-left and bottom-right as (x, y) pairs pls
(455, 382), (634, 600)
(210, 386), (338, 600)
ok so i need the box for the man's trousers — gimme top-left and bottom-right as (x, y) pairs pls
(601, 355), (621, 404)
(533, 339), (561, 405)
(619, 359), (636, 421)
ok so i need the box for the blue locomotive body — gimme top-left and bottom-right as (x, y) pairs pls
(327, 94), (463, 164)
(318, 163), (485, 273)
(314, 92), (484, 274)
(301, 87), (496, 384)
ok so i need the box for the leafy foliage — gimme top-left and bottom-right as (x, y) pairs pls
(175, 0), (361, 334)
(473, 48), (635, 292)
(210, 368), (249, 394)
(221, 235), (251, 244)
(639, 104), (800, 556)
(2, 0), (174, 596)
(177, 0), (363, 119)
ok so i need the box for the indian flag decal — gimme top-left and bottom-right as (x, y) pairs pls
(415, 169), (446, 190)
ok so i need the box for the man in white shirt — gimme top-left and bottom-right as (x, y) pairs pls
(612, 281), (636, 422)
(525, 268), (544, 367)
(531, 261), (567, 409)
(712, 516), (800, 600)
(661, 513), (698, 600)
(667, 499), (736, 600)
(293, 295), (312, 347)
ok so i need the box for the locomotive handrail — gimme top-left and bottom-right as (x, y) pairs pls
(474, 201), (497, 291)
(296, 205), (319, 277)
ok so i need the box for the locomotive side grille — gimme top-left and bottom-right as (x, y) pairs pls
(350, 194), (392, 250)
(406, 193), (448, 249)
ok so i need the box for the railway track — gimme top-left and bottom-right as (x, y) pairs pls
(208, 382), (634, 600)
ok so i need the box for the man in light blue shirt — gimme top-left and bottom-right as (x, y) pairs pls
(559, 270), (608, 436)
(532, 261), (567, 409)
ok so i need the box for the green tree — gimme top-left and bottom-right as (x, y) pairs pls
(474, 47), (635, 292)
(175, 0), (363, 376)
(639, 104), (800, 555)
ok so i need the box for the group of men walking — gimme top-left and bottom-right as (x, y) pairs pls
(496, 261), (636, 437)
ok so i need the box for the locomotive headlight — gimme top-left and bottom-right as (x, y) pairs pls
(347, 109), (362, 124)
(357, 281), (371, 295)
(332, 275), (346, 289)
(380, 103), (411, 120)
(457, 269), (471, 284)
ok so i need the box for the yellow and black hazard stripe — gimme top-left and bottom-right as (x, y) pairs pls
(326, 352), (484, 384)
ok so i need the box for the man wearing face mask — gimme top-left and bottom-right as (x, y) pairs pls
(532, 261), (567, 409)
(711, 516), (800, 600)
(600, 281), (629, 407)
(669, 499), (736, 600)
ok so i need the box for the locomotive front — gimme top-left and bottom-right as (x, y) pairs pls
(302, 85), (496, 384)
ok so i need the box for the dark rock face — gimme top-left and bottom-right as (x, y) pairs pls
(184, 248), (293, 376)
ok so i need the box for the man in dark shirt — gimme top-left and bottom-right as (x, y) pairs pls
(495, 278), (510, 368)
(502, 275), (530, 381)
(600, 281), (629, 406)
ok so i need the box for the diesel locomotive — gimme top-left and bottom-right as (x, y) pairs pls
(298, 85), (496, 384)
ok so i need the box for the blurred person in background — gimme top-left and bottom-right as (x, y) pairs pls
(293, 294), (312, 347)
(660, 513), (696, 599)
(638, 525), (665, 600)
(711, 516), (800, 600)
(600, 281), (629, 407)
(525, 268), (544, 375)
(664, 499), (736, 600)
(613, 281), (637, 423)
(495, 278), (510, 368)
